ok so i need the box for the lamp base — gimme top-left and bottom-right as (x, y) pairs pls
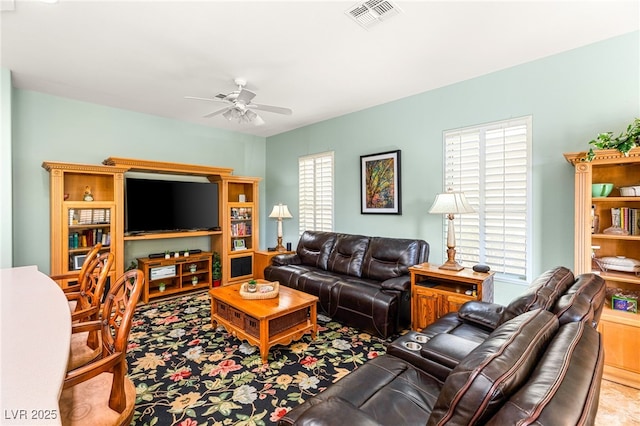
(438, 260), (465, 271)
(275, 236), (286, 252)
(438, 247), (464, 271)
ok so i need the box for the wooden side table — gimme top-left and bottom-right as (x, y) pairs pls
(254, 250), (294, 279)
(410, 262), (494, 331)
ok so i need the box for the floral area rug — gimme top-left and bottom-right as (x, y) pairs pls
(127, 291), (387, 426)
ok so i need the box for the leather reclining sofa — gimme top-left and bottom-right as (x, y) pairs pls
(279, 267), (607, 426)
(264, 231), (429, 338)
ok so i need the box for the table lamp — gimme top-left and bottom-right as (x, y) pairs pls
(269, 203), (293, 252)
(428, 190), (475, 271)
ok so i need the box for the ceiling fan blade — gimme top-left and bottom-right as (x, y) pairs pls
(236, 88), (256, 104)
(185, 96), (220, 102)
(249, 103), (293, 115)
(203, 107), (229, 118)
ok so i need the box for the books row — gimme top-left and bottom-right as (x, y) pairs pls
(610, 207), (640, 236)
(69, 229), (111, 249)
(230, 222), (252, 237)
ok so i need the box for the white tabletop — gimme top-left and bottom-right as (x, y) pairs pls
(0, 265), (70, 425)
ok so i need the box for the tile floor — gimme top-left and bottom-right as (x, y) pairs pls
(597, 380), (640, 425)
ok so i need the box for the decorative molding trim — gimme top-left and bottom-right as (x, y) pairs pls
(102, 157), (234, 177)
(564, 147), (640, 166)
(41, 161), (129, 174)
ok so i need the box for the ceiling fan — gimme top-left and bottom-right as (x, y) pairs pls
(185, 78), (292, 126)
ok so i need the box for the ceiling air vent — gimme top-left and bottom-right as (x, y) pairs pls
(345, 0), (401, 29)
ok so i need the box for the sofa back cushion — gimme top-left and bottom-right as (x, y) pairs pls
(296, 231), (337, 271)
(361, 237), (429, 281)
(552, 273), (606, 327)
(427, 309), (559, 426)
(486, 322), (604, 426)
(327, 234), (370, 277)
(498, 266), (574, 325)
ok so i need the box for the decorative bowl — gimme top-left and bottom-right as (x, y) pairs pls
(592, 183), (614, 198)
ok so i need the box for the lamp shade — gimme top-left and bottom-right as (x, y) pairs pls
(429, 192), (475, 215)
(269, 204), (293, 219)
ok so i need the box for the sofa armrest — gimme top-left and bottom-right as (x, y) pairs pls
(271, 253), (302, 266)
(380, 276), (410, 292)
(286, 397), (382, 426)
(456, 301), (505, 330)
(420, 333), (479, 370)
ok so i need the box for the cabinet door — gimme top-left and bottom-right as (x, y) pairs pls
(599, 320), (640, 373)
(442, 293), (472, 315)
(415, 289), (439, 330)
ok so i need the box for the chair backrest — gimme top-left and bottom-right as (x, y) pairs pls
(552, 273), (606, 327)
(74, 251), (114, 315)
(76, 243), (103, 282)
(498, 266), (574, 326)
(100, 269), (144, 357)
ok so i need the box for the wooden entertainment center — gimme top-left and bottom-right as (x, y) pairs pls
(43, 157), (260, 299)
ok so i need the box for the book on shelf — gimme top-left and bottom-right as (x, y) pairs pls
(611, 207), (640, 235)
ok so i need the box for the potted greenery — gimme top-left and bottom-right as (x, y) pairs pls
(247, 279), (258, 293)
(586, 118), (640, 161)
(212, 252), (222, 287)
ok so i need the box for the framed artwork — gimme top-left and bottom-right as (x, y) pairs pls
(360, 150), (401, 214)
(233, 239), (247, 251)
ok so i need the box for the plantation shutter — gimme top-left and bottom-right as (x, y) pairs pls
(443, 116), (531, 281)
(299, 152), (334, 234)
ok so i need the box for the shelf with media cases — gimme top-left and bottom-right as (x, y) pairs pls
(137, 251), (213, 303)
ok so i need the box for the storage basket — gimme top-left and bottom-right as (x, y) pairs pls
(269, 309), (308, 336)
(215, 300), (229, 320)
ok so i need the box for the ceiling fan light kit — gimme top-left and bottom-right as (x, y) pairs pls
(185, 78), (292, 126)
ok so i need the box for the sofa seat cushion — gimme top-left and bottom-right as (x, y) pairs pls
(419, 312), (491, 344)
(486, 322), (604, 426)
(499, 266), (574, 325)
(297, 271), (344, 314)
(264, 264), (315, 290)
(428, 309), (559, 425)
(279, 355), (442, 426)
(330, 279), (399, 337)
(327, 233), (369, 277)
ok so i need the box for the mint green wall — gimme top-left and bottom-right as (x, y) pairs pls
(12, 91), (266, 273)
(265, 32), (640, 295)
(1, 68), (13, 268)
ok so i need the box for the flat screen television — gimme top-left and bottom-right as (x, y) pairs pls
(125, 177), (219, 234)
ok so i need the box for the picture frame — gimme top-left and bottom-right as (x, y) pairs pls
(73, 254), (87, 270)
(233, 239), (247, 251)
(360, 150), (401, 214)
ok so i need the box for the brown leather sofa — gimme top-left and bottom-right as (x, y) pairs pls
(264, 231), (429, 338)
(278, 267), (607, 426)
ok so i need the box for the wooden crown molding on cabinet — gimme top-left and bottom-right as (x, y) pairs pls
(102, 157), (234, 178)
(564, 146), (640, 166)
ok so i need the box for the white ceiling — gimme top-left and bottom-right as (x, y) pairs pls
(1, 1), (639, 137)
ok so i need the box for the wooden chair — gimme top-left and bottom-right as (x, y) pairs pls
(66, 251), (115, 370)
(59, 269), (144, 426)
(66, 251), (114, 323)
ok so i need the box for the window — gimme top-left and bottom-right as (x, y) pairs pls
(443, 116), (532, 282)
(299, 151), (334, 234)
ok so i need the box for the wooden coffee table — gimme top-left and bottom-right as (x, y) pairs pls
(209, 281), (318, 363)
